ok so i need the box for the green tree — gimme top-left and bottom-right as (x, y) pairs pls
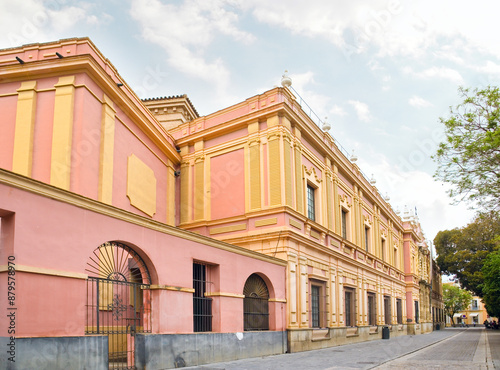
(434, 86), (500, 211)
(481, 249), (500, 318)
(443, 284), (473, 326)
(434, 211), (500, 297)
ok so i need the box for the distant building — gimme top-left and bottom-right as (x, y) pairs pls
(431, 260), (445, 329)
(443, 283), (495, 327)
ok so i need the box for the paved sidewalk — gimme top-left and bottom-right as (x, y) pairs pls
(488, 329), (500, 369)
(375, 328), (494, 369)
(184, 329), (464, 369)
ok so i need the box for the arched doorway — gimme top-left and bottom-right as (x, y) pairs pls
(243, 274), (269, 331)
(85, 241), (151, 369)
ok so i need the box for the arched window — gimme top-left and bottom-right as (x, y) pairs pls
(243, 274), (269, 331)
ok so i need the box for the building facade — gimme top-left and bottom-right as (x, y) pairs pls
(444, 282), (496, 327)
(152, 78), (436, 351)
(0, 38), (286, 370)
(431, 260), (445, 330)
(0, 37), (442, 368)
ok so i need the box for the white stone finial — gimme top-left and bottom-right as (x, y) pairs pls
(384, 192), (390, 202)
(350, 149), (358, 163)
(322, 117), (331, 131)
(281, 70), (292, 88)
(370, 174), (376, 185)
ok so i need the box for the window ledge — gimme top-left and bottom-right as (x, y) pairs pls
(311, 328), (329, 341)
(346, 327), (358, 337)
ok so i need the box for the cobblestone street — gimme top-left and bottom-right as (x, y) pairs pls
(186, 328), (499, 370)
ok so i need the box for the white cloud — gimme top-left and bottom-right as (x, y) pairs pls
(403, 66), (464, 85)
(330, 104), (347, 116)
(0, 1), (107, 48)
(409, 95), (433, 108)
(130, 0), (254, 97)
(357, 154), (475, 240)
(348, 100), (372, 122)
(240, 0), (500, 62)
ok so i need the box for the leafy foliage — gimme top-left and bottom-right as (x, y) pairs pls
(434, 86), (500, 211)
(481, 249), (500, 318)
(442, 284), (473, 326)
(434, 211), (500, 297)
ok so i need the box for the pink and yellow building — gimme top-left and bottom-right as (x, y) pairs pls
(0, 37), (441, 369)
(153, 76), (438, 350)
(0, 38), (286, 369)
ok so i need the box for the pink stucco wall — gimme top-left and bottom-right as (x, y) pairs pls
(0, 93), (17, 171)
(32, 88), (55, 184)
(210, 149), (245, 220)
(0, 180), (286, 337)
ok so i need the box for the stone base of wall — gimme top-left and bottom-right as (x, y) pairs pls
(407, 322), (422, 335)
(287, 325), (408, 353)
(420, 322), (434, 334)
(0, 336), (108, 370)
(135, 331), (287, 369)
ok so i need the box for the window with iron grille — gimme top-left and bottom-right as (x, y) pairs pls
(471, 299), (478, 310)
(243, 274), (269, 331)
(414, 300), (419, 324)
(381, 238), (386, 261)
(307, 184), (315, 221)
(193, 262), (212, 332)
(310, 281), (326, 328)
(384, 296), (391, 325)
(367, 292), (376, 326)
(341, 209), (348, 239)
(396, 298), (403, 324)
(364, 226), (369, 252)
(344, 287), (356, 327)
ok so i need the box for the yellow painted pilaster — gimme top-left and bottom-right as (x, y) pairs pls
(338, 270), (344, 325)
(333, 166), (340, 234)
(329, 267), (336, 326)
(288, 253), (298, 327)
(284, 134), (293, 207)
(268, 130), (282, 206)
(358, 189), (364, 247)
(325, 160), (333, 231)
(166, 165), (176, 226)
(12, 81), (37, 177)
(299, 256), (308, 327)
(353, 186), (360, 245)
(50, 76), (75, 190)
(193, 140), (205, 221)
(194, 158), (205, 220)
(358, 279), (364, 325)
(179, 158), (190, 224)
(294, 140), (303, 214)
(98, 94), (116, 204)
(249, 139), (261, 210)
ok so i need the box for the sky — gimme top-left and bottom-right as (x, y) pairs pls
(2, 0), (497, 243)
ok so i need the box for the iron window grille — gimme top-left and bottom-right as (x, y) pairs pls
(243, 274), (269, 331)
(344, 288), (356, 327)
(307, 184), (316, 221)
(384, 296), (391, 325)
(341, 209), (347, 239)
(414, 301), (419, 324)
(367, 292), (376, 326)
(396, 299), (403, 324)
(193, 262), (213, 332)
(364, 227), (369, 252)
